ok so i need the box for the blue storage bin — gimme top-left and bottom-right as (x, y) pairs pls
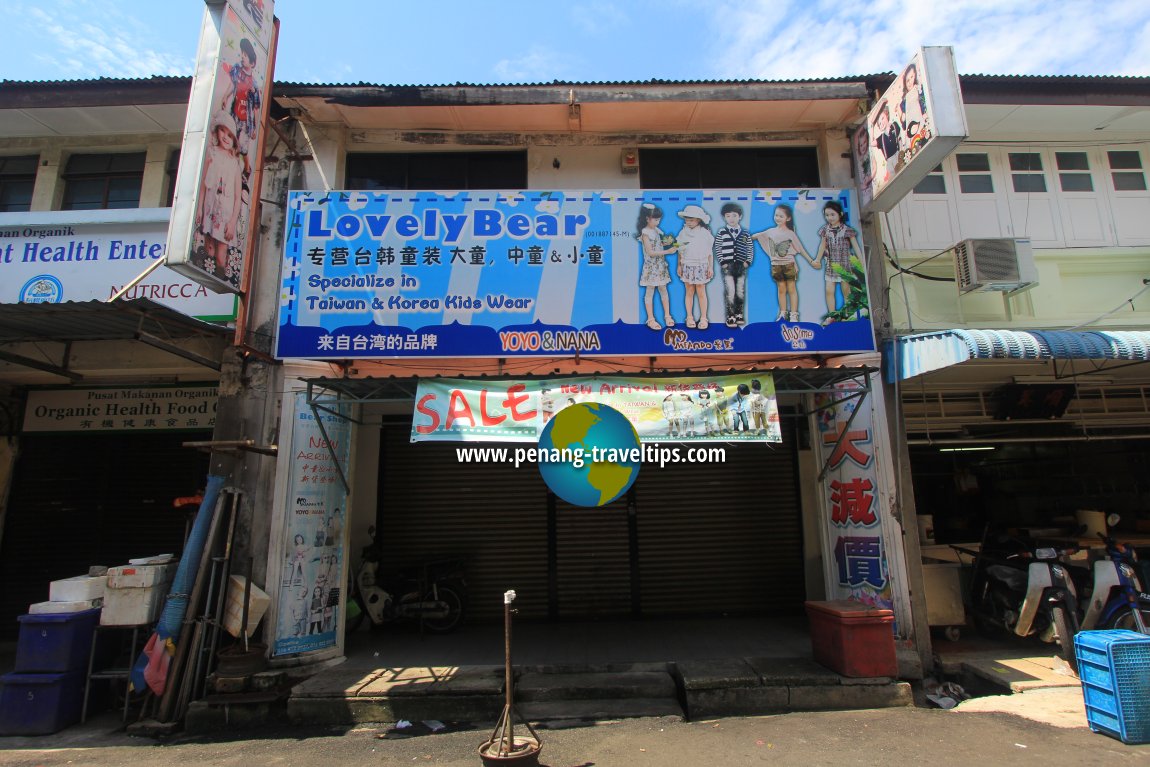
(0, 670), (85, 736)
(14, 608), (101, 673)
(1074, 629), (1150, 745)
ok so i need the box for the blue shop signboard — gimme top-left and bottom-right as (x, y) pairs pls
(276, 189), (876, 359)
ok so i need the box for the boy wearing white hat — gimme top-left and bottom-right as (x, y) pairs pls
(675, 204), (715, 330)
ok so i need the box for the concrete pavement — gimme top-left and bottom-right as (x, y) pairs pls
(2, 700), (1147, 766)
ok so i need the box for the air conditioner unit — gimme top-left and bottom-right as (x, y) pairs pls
(953, 238), (1038, 294)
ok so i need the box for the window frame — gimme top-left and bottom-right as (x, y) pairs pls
(344, 151), (528, 191)
(60, 151), (147, 211)
(0, 154), (39, 213)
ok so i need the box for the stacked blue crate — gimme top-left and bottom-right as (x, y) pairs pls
(1075, 629), (1150, 745)
(0, 608), (101, 736)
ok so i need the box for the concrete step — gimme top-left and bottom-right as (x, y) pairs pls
(519, 697), (683, 721)
(516, 671), (677, 701)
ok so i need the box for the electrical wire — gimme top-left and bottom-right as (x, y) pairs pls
(1066, 281), (1150, 331)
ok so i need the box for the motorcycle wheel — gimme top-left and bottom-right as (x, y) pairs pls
(1101, 605), (1150, 633)
(420, 584), (465, 634)
(1051, 606), (1079, 674)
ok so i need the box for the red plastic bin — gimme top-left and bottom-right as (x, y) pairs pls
(805, 599), (897, 678)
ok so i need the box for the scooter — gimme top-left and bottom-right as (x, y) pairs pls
(345, 525), (467, 636)
(966, 532), (1081, 671)
(1080, 515), (1150, 633)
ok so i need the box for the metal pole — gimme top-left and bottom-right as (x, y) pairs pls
(241, 557), (253, 652)
(503, 589), (516, 755)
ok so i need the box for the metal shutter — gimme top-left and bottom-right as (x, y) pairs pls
(554, 495), (632, 618)
(377, 421), (805, 623)
(377, 429), (551, 621)
(633, 419), (805, 616)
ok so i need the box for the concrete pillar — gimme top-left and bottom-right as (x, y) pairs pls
(30, 145), (63, 212)
(141, 142), (173, 208)
(862, 214), (933, 672)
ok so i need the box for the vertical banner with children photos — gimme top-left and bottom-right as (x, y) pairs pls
(277, 188), (876, 359)
(273, 391), (350, 657)
(411, 374), (781, 443)
(812, 379), (894, 611)
(854, 46), (968, 214)
(166, 0), (276, 294)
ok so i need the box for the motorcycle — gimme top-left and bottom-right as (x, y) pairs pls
(965, 531), (1082, 671)
(345, 525), (467, 635)
(1080, 515), (1150, 633)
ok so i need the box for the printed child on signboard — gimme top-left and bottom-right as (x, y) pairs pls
(662, 393), (681, 438)
(854, 125), (873, 191)
(197, 112), (243, 279)
(636, 203), (680, 331)
(292, 587), (308, 637)
(712, 203), (754, 327)
(541, 389), (555, 422)
(730, 383), (751, 433)
(713, 384), (731, 434)
(752, 203), (815, 323)
(219, 37), (261, 183)
(896, 62), (929, 154)
(813, 201), (864, 324)
(871, 101), (901, 185)
(287, 533), (308, 586)
(679, 393), (698, 437)
(675, 204), (715, 330)
(872, 102), (900, 161)
(697, 389), (716, 436)
(749, 379), (768, 434)
(309, 585), (325, 635)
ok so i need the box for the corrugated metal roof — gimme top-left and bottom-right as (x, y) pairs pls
(0, 298), (229, 343)
(887, 329), (1150, 381)
(3, 73), (1147, 90)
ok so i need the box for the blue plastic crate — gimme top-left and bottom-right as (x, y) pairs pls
(1074, 630), (1150, 745)
(14, 608), (101, 673)
(0, 670), (85, 736)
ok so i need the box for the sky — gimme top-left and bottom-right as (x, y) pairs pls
(3, 0), (1149, 85)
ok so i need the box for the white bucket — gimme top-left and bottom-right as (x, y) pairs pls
(1075, 509), (1107, 538)
(917, 515), (935, 545)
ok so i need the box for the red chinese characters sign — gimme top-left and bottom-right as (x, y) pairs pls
(815, 380), (893, 609)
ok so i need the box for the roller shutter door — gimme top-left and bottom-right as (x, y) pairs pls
(634, 418), (805, 616)
(379, 417), (805, 623)
(377, 428), (551, 621)
(0, 432), (210, 637)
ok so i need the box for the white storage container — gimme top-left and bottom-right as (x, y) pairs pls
(222, 576), (271, 638)
(29, 599), (103, 614)
(101, 561), (178, 626)
(48, 575), (106, 603)
(105, 562), (178, 589)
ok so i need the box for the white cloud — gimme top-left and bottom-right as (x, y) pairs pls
(493, 46), (570, 82)
(569, 2), (629, 35)
(21, 1), (189, 79)
(710, 0), (1150, 78)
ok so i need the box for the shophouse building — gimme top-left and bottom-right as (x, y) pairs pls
(0, 77), (234, 629)
(880, 75), (1150, 638)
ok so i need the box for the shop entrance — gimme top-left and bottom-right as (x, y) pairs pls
(371, 420), (805, 626)
(0, 431), (210, 635)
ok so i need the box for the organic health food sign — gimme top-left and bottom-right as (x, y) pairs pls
(411, 374), (781, 444)
(278, 189), (875, 359)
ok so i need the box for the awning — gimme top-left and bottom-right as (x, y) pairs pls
(886, 329), (1150, 381)
(0, 298), (231, 378)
